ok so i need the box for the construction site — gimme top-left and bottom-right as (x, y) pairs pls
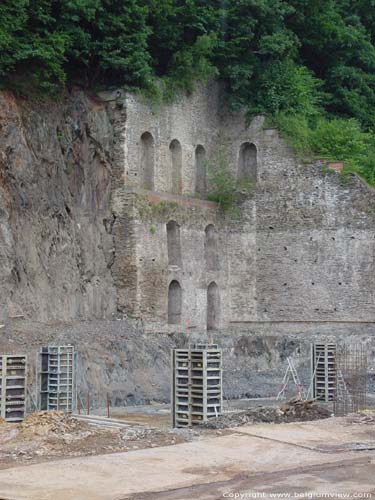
(0, 340), (374, 499)
(1, 82), (375, 499)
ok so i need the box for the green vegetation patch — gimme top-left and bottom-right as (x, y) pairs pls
(207, 150), (253, 215)
(2, 0), (375, 134)
(271, 112), (375, 185)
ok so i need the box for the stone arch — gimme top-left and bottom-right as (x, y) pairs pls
(140, 132), (155, 190)
(207, 282), (219, 331)
(167, 220), (182, 267)
(168, 280), (182, 324)
(237, 142), (257, 182)
(195, 145), (206, 197)
(205, 224), (219, 271)
(169, 139), (182, 194)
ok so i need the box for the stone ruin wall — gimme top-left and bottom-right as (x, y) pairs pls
(114, 82), (375, 337)
(113, 82), (259, 333)
(112, 190), (229, 332)
(256, 138), (375, 324)
(1, 82), (375, 405)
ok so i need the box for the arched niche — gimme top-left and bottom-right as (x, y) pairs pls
(237, 142), (257, 183)
(167, 220), (182, 267)
(207, 282), (219, 331)
(195, 145), (206, 197)
(168, 280), (182, 324)
(205, 224), (219, 271)
(169, 139), (182, 194)
(140, 132), (155, 190)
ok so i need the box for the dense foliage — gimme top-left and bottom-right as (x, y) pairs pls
(2, 1), (375, 181)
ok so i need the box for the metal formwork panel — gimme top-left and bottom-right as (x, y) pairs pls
(172, 349), (190, 427)
(38, 345), (75, 413)
(311, 343), (337, 402)
(0, 355), (27, 422)
(172, 344), (222, 428)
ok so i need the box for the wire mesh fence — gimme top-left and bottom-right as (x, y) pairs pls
(333, 343), (367, 416)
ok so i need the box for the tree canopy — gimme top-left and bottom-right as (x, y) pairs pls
(2, 1), (375, 180)
(0, 1), (374, 122)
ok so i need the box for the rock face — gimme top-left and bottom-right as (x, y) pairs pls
(1, 84), (375, 406)
(0, 91), (118, 322)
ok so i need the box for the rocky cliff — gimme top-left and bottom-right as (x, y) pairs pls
(0, 90), (122, 322)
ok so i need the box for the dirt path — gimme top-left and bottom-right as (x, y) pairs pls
(127, 457), (375, 500)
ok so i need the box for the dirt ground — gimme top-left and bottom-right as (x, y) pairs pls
(0, 415), (374, 500)
(0, 411), (202, 469)
(0, 400), (329, 469)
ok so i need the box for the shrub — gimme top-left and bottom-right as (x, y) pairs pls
(273, 112), (375, 186)
(310, 118), (369, 161)
(270, 113), (314, 157)
(248, 61), (323, 118)
(206, 150), (252, 213)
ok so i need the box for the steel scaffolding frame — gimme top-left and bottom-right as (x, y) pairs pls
(171, 343), (222, 428)
(38, 345), (75, 413)
(311, 343), (337, 402)
(0, 354), (27, 422)
(334, 343), (367, 416)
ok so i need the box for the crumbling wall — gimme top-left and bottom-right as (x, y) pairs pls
(123, 81), (223, 194)
(118, 87), (375, 332)
(112, 188), (230, 332)
(254, 132), (375, 324)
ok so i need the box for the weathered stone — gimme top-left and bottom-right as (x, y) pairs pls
(1, 82), (375, 406)
(0, 90), (117, 322)
(114, 83), (375, 334)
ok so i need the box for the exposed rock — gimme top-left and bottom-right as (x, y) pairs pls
(0, 90), (118, 323)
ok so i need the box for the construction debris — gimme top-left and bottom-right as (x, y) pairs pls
(201, 399), (331, 429)
(20, 411), (84, 436)
(0, 411), (197, 469)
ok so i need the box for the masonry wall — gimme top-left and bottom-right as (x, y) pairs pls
(254, 134), (375, 324)
(112, 189), (231, 332)
(123, 82), (222, 194)
(115, 83), (375, 333)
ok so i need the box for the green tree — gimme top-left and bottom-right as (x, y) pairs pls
(0, 0), (69, 91)
(213, 0), (297, 110)
(287, 0), (375, 127)
(2, 0), (375, 136)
